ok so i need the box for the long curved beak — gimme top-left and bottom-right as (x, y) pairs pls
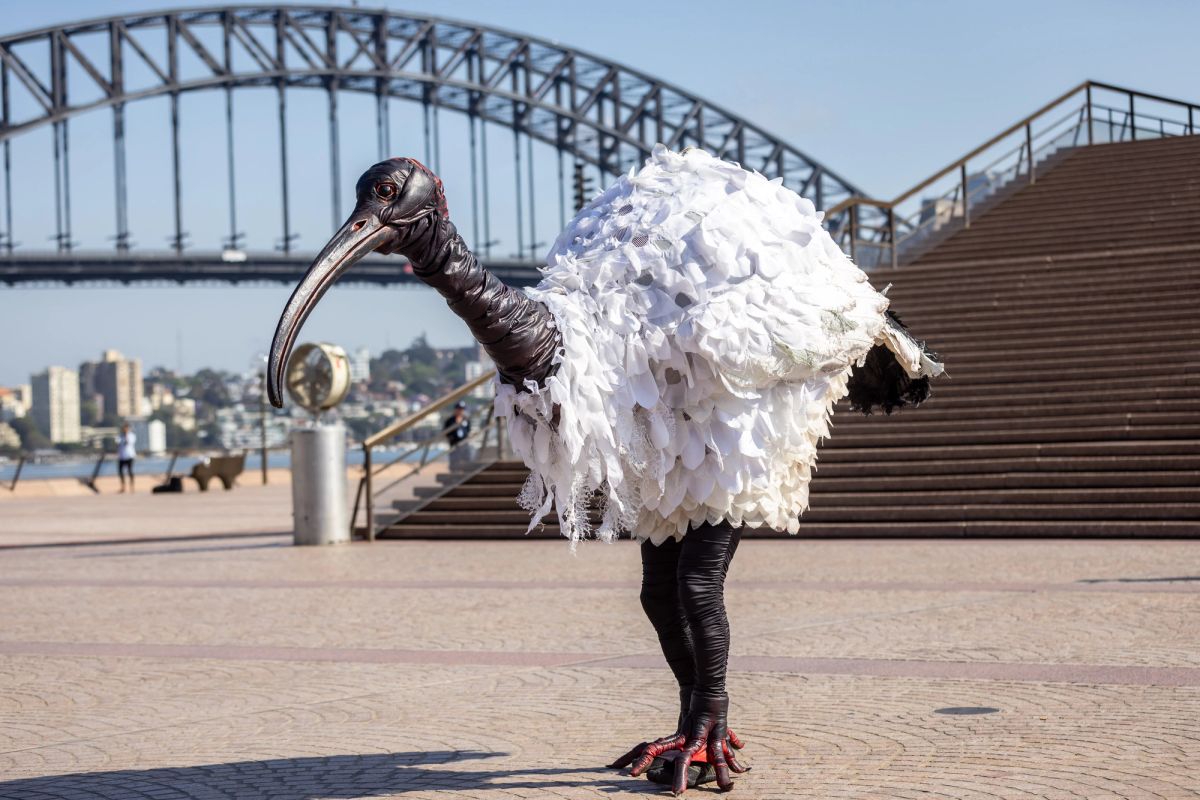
(267, 213), (396, 407)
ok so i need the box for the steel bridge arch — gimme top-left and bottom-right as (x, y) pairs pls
(0, 4), (861, 275)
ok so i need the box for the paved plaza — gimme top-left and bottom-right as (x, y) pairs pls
(0, 489), (1198, 798)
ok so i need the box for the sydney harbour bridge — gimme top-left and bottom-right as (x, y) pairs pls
(0, 5), (861, 287)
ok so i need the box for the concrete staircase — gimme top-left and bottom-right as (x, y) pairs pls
(380, 136), (1200, 539)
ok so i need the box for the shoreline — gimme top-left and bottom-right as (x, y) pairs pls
(0, 465), (364, 499)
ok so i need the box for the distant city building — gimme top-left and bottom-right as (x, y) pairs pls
(0, 388), (26, 421)
(465, 353), (495, 400)
(130, 417), (167, 455)
(81, 350), (144, 420)
(1, 384), (34, 420)
(31, 366), (81, 443)
(0, 421), (20, 449)
(173, 397), (197, 432)
(351, 347), (371, 383)
(77, 363), (105, 421)
(79, 426), (118, 449)
(213, 406), (289, 450)
(147, 382), (175, 411)
(16, 384), (31, 412)
(431, 344), (480, 366)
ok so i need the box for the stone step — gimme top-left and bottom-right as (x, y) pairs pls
(916, 360), (1199, 384)
(378, 519), (1200, 539)
(415, 486), (1200, 514)
(826, 425), (1200, 449)
(833, 400), (1200, 424)
(832, 409), (1197, 433)
(897, 247), (1200, 283)
(817, 439), (1199, 462)
(891, 373), (1199, 399)
(417, 470), (1199, 500)
(856, 385), (1194, 410)
(891, 282), (1196, 315)
(917, 339), (1194, 365)
(920, 225), (1199, 263)
(384, 137), (1200, 540)
(399, 502), (1200, 527)
(483, 450), (1200, 477)
(928, 220), (1200, 253)
(901, 302), (1196, 334)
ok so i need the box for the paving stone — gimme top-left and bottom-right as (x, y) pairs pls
(1, 497), (1198, 797)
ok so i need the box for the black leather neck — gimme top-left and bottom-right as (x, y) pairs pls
(400, 214), (560, 389)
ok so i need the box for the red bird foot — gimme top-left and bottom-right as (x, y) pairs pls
(608, 695), (748, 794)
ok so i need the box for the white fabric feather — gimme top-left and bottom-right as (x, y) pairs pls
(494, 145), (898, 545)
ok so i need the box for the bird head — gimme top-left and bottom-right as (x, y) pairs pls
(266, 158), (447, 407)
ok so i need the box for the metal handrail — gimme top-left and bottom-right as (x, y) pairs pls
(828, 80), (1200, 218)
(358, 371), (499, 540)
(352, 405), (505, 538)
(363, 372), (495, 448)
(826, 80), (1200, 268)
(372, 405), (497, 501)
(6, 454), (25, 491)
(2, 443), (288, 493)
(858, 101), (1088, 248)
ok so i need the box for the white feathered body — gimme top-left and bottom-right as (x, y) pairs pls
(494, 146), (918, 545)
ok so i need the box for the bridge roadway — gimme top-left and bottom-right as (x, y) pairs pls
(0, 252), (544, 287)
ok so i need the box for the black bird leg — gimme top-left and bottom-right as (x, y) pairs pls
(609, 522), (748, 793)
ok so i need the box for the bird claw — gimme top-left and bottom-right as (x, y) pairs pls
(608, 698), (747, 794)
(608, 729), (745, 772)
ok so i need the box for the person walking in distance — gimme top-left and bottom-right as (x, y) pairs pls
(117, 422), (137, 493)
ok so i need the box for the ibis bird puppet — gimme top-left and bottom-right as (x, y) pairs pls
(268, 147), (942, 794)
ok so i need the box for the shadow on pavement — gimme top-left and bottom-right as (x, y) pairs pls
(0, 750), (662, 798)
(75, 541), (289, 558)
(1077, 576), (1200, 584)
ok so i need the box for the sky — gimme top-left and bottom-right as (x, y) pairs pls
(1, 0), (1198, 384)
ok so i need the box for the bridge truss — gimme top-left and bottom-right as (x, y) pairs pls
(0, 5), (861, 285)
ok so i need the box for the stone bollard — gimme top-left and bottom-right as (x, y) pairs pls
(290, 423), (349, 546)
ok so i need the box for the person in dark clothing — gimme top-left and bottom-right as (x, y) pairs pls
(442, 401), (471, 468)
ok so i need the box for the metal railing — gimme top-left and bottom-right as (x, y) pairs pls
(352, 371), (505, 541)
(825, 81), (1200, 269)
(2, 444), (288, 493)
(5, 454), (26, 491)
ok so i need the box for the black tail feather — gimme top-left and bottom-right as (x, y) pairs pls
(847, 310), (939, 416)
(846, 345), (930, 415)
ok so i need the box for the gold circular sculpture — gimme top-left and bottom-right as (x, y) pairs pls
(284, 342), (352, 413)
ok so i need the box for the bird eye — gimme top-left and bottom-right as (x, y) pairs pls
(376, 182), (397, 200)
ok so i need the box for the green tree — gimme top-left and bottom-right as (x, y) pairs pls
(166, 423), (198, 449)
(151, 407), (198, 450)
(407, 334), (437, 366)
(146, 366), (186, 393)
(398, 361), (443, 396)
(190, 369), (233, 409)
(344, 417), (376, 444)
(441, 348), (470, 385)
(80, 399), (101, 426)
(369, 348), (409, 391)
(199, 419), (224, 447)
(8, 416), (50, 450)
